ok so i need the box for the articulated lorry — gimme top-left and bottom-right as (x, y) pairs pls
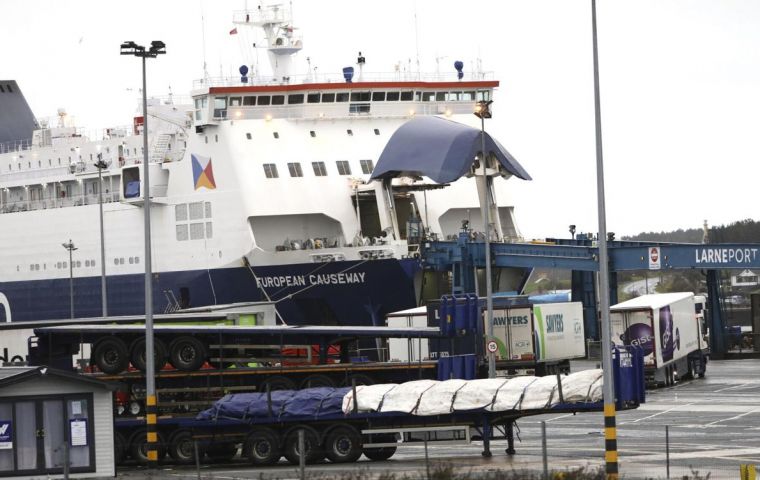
(610, 292), (708, 386)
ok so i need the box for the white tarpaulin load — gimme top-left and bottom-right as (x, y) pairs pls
(342, 369), (604, 415)
(487, 376), (539, 411)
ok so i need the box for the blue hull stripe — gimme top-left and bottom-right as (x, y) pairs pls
(0, 259), (421, 326)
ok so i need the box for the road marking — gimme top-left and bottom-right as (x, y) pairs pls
(705, 408), (760, 426)
(628, 447), (760, 462)
(712, 383), (756, 393)
(621, 403), (695, 424)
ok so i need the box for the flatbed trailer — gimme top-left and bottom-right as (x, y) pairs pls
(112, 346), (644, 466)
(29, 324), (443, 416)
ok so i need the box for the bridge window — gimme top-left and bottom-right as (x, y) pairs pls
(360, 159), (374, 174)
(386, 91), (400, 101)
(372, 92), (385, 101)
(243, 96), (256, 106)
(336, 93), (349, 102)
(258, 96), (271, 106)
(322, 93), (335, 103)
(229, 96), (242, 106)
(288, 94), (304, 104)
(336, 160), (351, 175)
(287, 162), (303, 177)
(307, 93), (320, 103)
(400, 91), (413, 101)
(271, 95), (285, 105)
(312, 161), (327, 176)
(350, 92), (370, 102)
(263, 163), (278, 178)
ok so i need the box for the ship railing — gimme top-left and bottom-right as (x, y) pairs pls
(0, 193), (120, 214)
(0, 138), (33, 154)
(193, 70), (495, 89)
(214, 101), (478, 122)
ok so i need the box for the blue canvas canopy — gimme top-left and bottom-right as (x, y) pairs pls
(370, 116), (531, 184)
(197, 387), (351, 423)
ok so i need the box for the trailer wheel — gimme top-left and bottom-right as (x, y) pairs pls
(325, 426), (362, 463)
(283, 427), (322, 465)
(205, 442), (238, 463)
(169, 336), (207, 371)
(341, 374), (374, 387)
(130, 337), (168, 372)
(128, 429), (167, 464)
(362, 434), (397, 461)
(168, 430), (199, 464)
(114, 431), (127, 465)
(243, 428), (281, 465)
(261, 375), (297, 391)
(300, 374), (335, 389)
(92, 337), (129, 374)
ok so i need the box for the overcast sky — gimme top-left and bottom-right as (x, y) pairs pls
(2, 0), (759, 239)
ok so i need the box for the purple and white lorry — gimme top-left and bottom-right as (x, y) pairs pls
(610, 292), (708, 386)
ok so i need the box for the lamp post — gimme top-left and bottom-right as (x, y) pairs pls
(474, 99), (495, 378)
(120, 39), (165, 467)
(590, 1), (618, 478)
(61, 239), (77, 319)
(94, 147), (109, 317)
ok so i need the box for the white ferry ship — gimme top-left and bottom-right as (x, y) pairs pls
(0, 5), (528, 325)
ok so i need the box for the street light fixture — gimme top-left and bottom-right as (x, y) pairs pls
(94, 146), (109, 317)
(120, 39), (165, 467)
(474, 99), (496, 378)
(61, 240), (77, 319)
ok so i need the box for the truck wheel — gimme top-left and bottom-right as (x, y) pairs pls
(169, 336), (207, 371)
(130, 337), (168, 372)
(128, 429), (167, 464)
(283, 427), (322, 465)
(93, 337), (130, 374)
(363, 446), (397, 461)
(261, 375), (297, 391)
(168, 430), (199, 464)
(244, 429), (281, 465)
(362, 434), (396, 461)
(205, 442), (238, 462)
(114, 431), (127, 465)
(300, 374), (335, 389)
(325, 426), (362, 463)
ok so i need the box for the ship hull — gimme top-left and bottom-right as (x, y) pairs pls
(0, 258), (420, 325)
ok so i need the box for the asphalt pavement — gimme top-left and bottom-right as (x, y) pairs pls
(117, 358), (760, 479)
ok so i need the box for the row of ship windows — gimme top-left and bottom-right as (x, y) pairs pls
(5, 147), (143, 172)
(203, 129), (381, 144)
(0, 84), (14, 93)
(23, 257), (140, 272)
(263, 160), (374, 179)
(208, 90), (489, 108)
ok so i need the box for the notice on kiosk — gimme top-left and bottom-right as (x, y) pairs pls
(70, 420), (87, 447)
(0, 421), (12, 450)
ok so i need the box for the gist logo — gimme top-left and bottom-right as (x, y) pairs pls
(621, 323), (654, 356)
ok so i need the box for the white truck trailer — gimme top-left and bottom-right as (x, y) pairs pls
(387, 301), (586, 375)
(489, 302), (586, 374)
(610, 292), (708, 386)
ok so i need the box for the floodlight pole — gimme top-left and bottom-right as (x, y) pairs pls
(121, 39), (165, 468)
(62, 240), (77, 319)
(591, 1), (618, 478)
(475, 100), (495, 379)
(95, 152), (108, 317)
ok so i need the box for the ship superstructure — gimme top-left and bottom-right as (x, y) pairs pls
(0, 4), (524, 325)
